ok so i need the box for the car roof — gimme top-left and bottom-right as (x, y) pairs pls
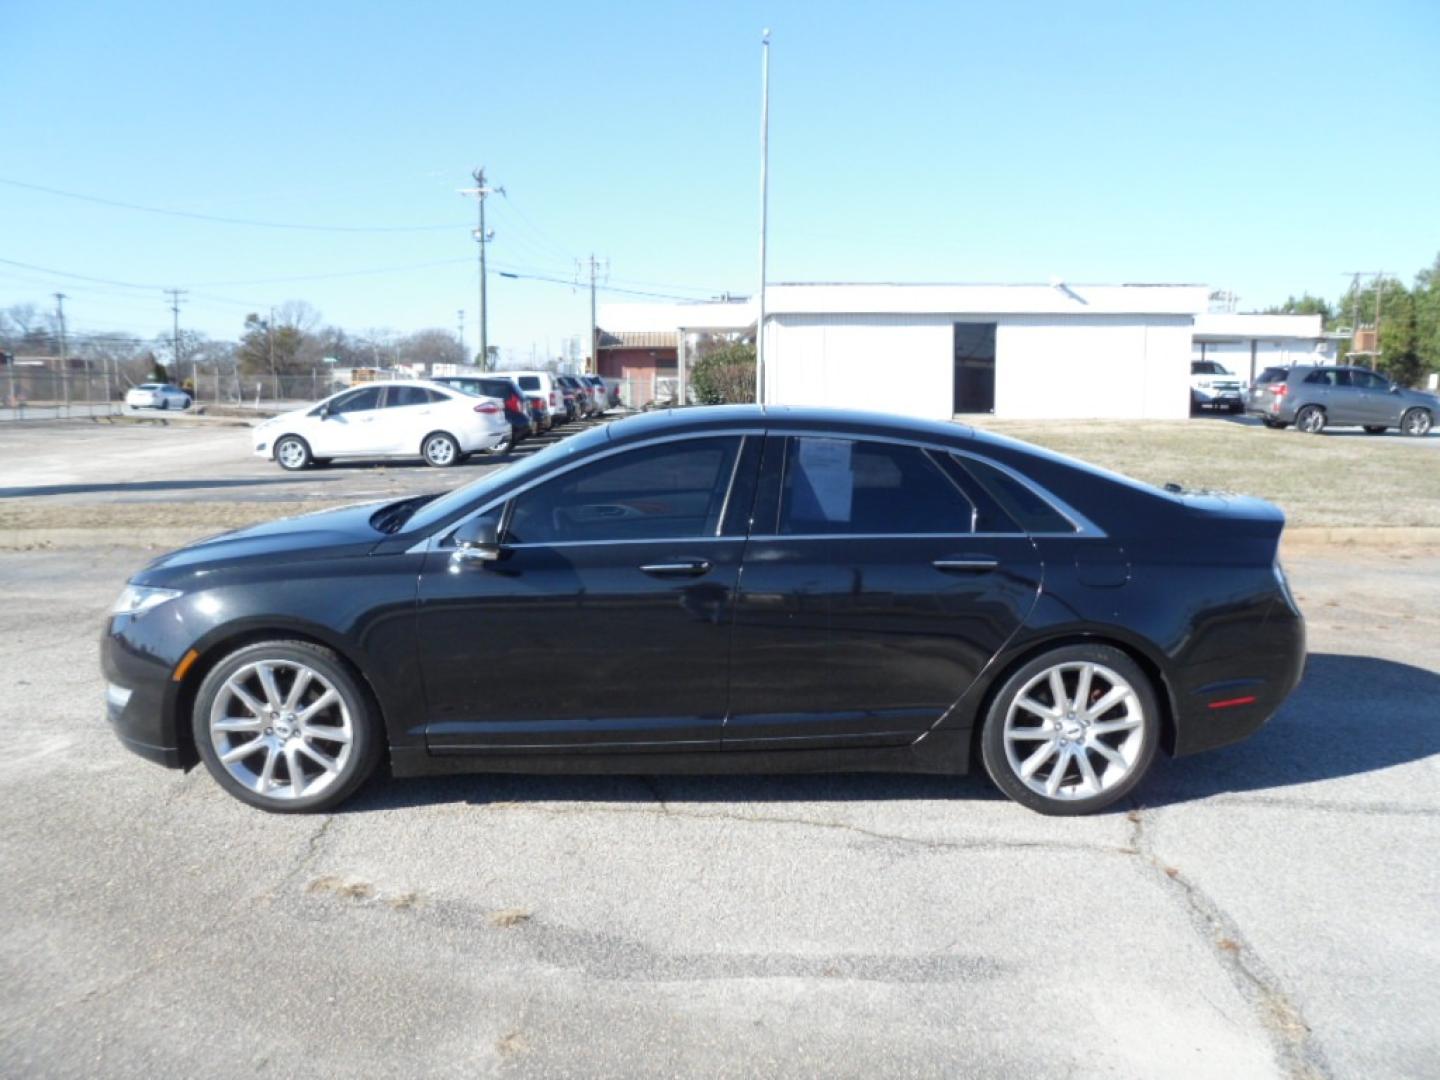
(602, 405), (976, 448)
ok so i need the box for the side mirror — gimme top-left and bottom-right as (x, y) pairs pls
(450, 513), (503, 569)
(1390, 384), (1401, 394)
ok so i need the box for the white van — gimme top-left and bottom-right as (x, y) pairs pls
(506, 371), (563, 430)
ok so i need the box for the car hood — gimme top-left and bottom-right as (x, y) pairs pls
(136, 500), (388, 578)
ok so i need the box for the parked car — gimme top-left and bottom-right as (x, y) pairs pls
(551, 374), (584, 421)
(251, 380), (511, 470)
(430, 375), (534, 446)
(1190, 360), (1244, 413)
(525, 395), (548, 433)
(1246, 364), (1437, 436)
(125, 383), (191, 411)
(106, 405), (1305, 816)
(583, 374), (611, 413)
(508, 372), (563, 429)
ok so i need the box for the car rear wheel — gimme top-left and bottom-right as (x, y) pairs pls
(1294, 405), (1326, 434)
(157, 397), (169, 411)
(1363, 425), (1388, 435)
(274, 435), (311, 471)
(192, 640), (381, 813)
(980, 644), (1160, 816)
(1401, 408), (1433, 437)
(422, 431), (460, 467)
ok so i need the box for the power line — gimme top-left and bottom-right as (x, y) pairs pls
(0, 175), (467, 233)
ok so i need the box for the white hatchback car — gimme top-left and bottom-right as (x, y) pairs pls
(125, 382), (192, 411)
(253, 381), (510, 470)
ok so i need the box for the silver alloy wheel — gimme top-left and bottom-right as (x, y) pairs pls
(277, 438), (307, 469)
(424, 434), (457, 466)
(1403, 409), (1433, 436)
(1296, 407), (1325, 434)
(1002, 661), (1145, 802)
(209, 659), (354, 801)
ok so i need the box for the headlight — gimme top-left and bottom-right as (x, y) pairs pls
(112, 584), (182, 619)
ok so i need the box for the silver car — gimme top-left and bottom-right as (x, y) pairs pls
(1246, 364), (1436, 436)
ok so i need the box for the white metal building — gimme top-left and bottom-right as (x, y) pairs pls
(1192, 313), (1336, 384)
(597, 283), (1327, 421)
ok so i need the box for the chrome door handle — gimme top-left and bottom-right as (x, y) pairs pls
(932, 558), (999, 573)
(639, 560), (712, 577)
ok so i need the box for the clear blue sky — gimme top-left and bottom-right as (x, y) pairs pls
(3, 0), (1437, 360)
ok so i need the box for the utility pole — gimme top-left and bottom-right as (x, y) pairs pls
(267, 306), (278, 399)
(587, 254), (600, 376)
(756, 28), (772, 405)
(165, 288), (189, 396)
(54, 292), (69, 411)
(457, 309), (465, 362)
(461, 167), (503, 370)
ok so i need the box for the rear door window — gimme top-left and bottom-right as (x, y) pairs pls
(777, 437), (976, 536)
(952, 455), (1076, 534)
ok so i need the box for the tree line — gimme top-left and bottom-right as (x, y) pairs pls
(0, 299), (469, 390)
(1265, 252), (1440, 386)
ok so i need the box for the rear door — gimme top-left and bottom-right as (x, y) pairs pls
(378, 384), (442, 454)
(725, 435), (1043, 750)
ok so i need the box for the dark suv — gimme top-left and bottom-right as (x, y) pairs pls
(430, 376), (534, 445)
(1246, 364), (1436, 436)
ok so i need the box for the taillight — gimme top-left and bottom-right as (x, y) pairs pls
(507, 394), (521, 412)
(1273, 383), (1288, 396)
(473, 401), (500, 414)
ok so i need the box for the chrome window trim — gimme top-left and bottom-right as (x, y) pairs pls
(713, 435), (748, 537)
(406, 425), (1105, 553)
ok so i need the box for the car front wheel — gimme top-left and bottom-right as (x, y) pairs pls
(422, 431), (460, 467)
(192, 640), (381, 812)
(1401, 408), (1433, 437)
(274, 435), (312, 470)
(980, 644), (1160, 816)
(1294, 405), (1326, 434)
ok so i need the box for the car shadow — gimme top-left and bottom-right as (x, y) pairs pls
(1141, 652), (1439, 805)
(340, 652), (1436, 815)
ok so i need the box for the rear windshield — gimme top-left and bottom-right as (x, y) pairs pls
(517, 376), (541, 390)
(1255, 367), (1288, 384)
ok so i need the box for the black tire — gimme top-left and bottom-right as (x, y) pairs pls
(157, 397), (169, 411)
(192, 640), (382, 813)
(274, 434), (312, 471)
(1401, 408), (1433, 437)
(1294, 405), (1326, 435)
(979, 643), (1161, 816)
(1363, 425), (1388, 435)
(421, 431), (461, 467)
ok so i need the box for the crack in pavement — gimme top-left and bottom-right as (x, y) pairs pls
(484, 799), (1135, 858)
(1127, 805), (1333, 1080)
(1208, 794), (1439, 818)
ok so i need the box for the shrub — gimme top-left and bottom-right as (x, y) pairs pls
(690, 343), (756, 404)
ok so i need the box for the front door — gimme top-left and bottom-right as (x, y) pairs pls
(416, 435), (758, 753)
(726, 435), (1042, 750)
(311, 385), (385, 457)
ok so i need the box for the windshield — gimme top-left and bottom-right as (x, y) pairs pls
(401, 421), (613, 535)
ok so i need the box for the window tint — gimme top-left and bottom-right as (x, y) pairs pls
(479, 379), (512, 398)
(952, 455), (1076, 534)
(517, 376), (541, 390)
(1256, 367), (1288, 384)
(330, 387), (383, 414)
(506, 437), (741, 544)
(386, 385), (432, 407)
(1351, 369), (1388, 390)
(778, 438), (975, 536)
(1303, 369), (1333, 386)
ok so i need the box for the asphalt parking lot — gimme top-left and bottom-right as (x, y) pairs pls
(1, 420), (1437, 1078)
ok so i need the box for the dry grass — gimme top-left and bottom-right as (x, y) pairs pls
(971, 419), (1440, 528)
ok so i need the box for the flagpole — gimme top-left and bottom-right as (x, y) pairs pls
(756, 28), (771, 405)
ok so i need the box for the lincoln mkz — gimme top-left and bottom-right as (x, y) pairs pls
(103, 406), (1306, 815)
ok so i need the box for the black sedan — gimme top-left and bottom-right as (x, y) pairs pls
(102, 406), (1305, 815)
